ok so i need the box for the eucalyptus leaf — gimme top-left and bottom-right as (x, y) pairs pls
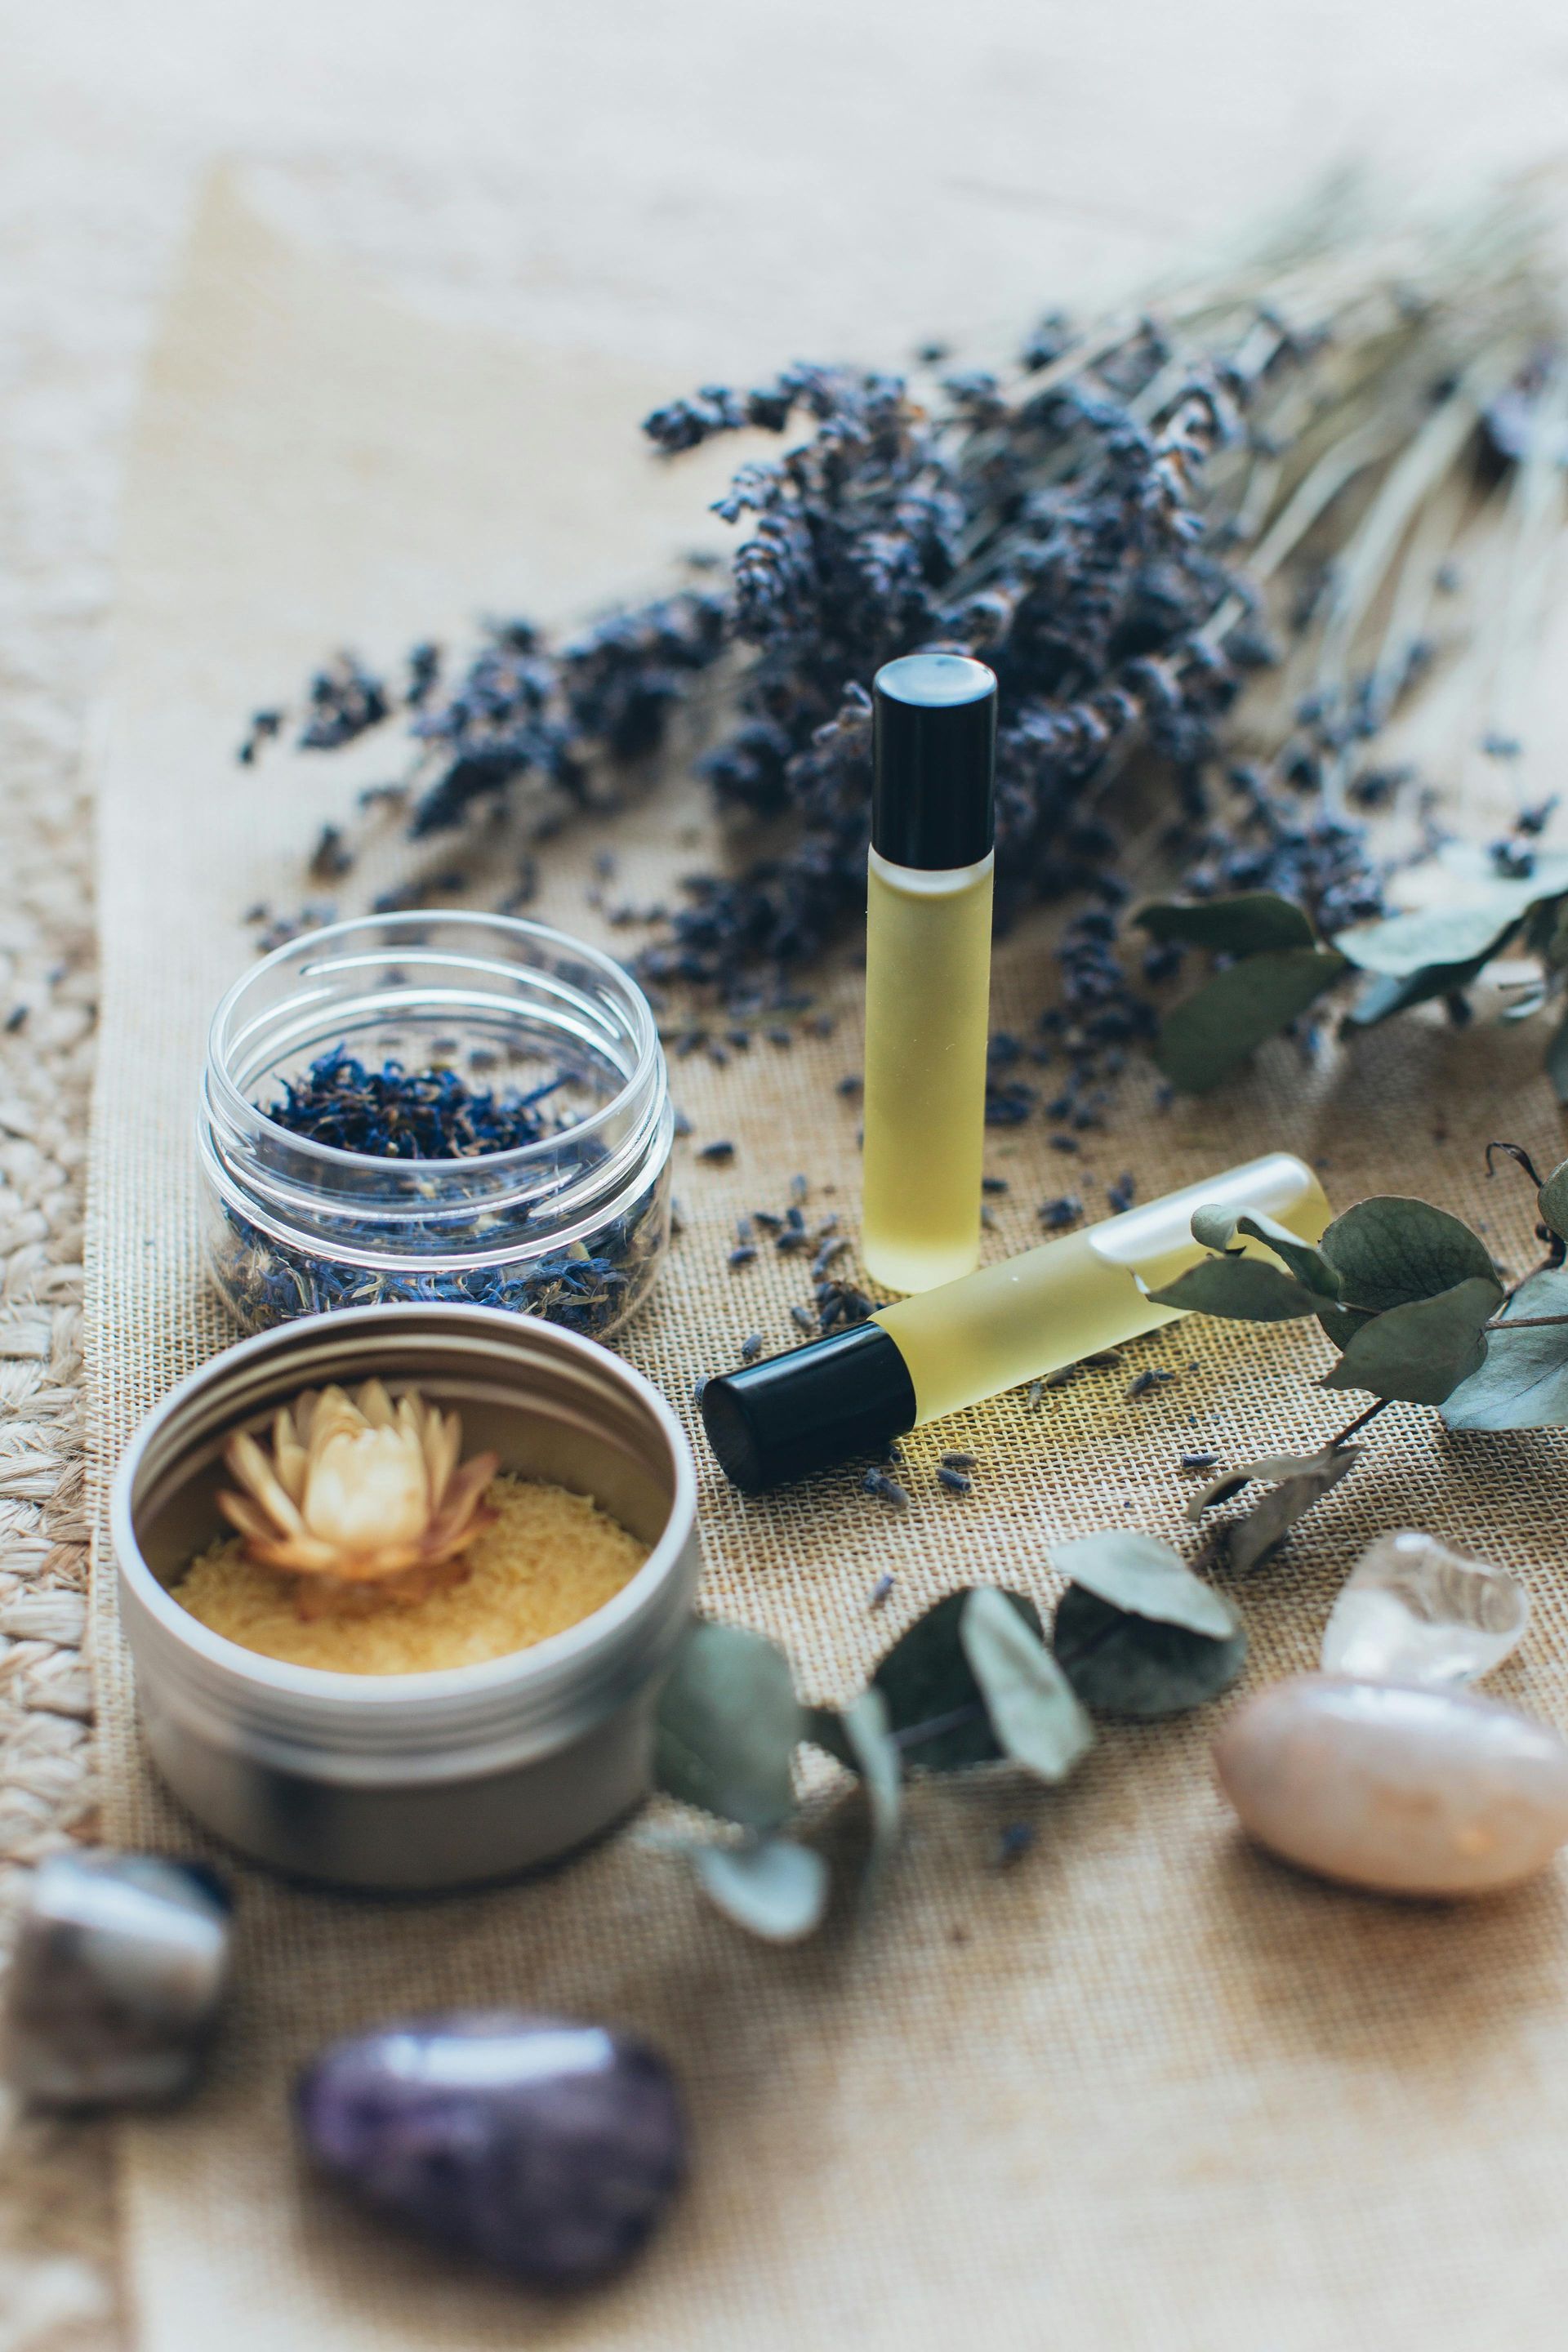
(834, 1687), (903, 1890)
(1548, 1013), (1568, 1107)
(871, 1588), (1042, 1771)
(960, 1588), (1094, 1783)
(1322, 1275), (1503, 1405)
(692, 1837), (830, 1943)
(1217, 1449), (1361, 1573)
(1145, 1252), (1325, 1321)
(1048, 1530), (1235, 1640)
(1343, 957), (1491, 1029)
(803, 1704), (855, 1770)
(1332, 898), (1526, 978)
(1052, 1585), (1247, 1719)
(1441, 1266), (1568, 1429)
(1137, 893), (1317, 956)
(1187, 1206), (1341, 1298)
(1153, 947), (1348, 1094)
(654, 1619), (807, 1829)
(1538, 1158), (1568, 1245)
(1318, 1195), (1499, 1318)
(1186, 1446), (1360, 1523)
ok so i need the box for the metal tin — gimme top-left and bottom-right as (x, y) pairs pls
(110, 1305), (701, 1891)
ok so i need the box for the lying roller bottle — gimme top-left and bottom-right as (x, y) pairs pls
(861, 652), (998, 1293)
(702, 1152), (1331, 1490)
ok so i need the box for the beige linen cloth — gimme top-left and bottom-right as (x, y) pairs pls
(87, 177), (1568, 2350)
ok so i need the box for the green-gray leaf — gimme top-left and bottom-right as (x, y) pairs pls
(1137, 893), (1316, 956)
(1318, 1196), (1499, 1317)
(871, 1588), (1041, 1771)
(1145, 1252), (1325, 1321)
(1052, 1586), (1247, 1718)
(654, 1620), (806, 1829)
(1153, 948), (1348, 1094)
(1199, 1446), (1361, 1573)
(960, 1588), (1094, 1783)
(692, 1838), (830, 1942)
(834, 1687), (903, 1891)
(1441, 1266), (1568, 1429)
(1186, 1446), (1359, 1523)
(1538, 1159), (1568, 1245)
(1547, 1014), (1568, 1107)
(1187, 1206), (1342, 1297)
(1343, 957), (1491, 1029)
(1322, 1276), (1503, 1405)
(1048, 1530), (1236, 1640)
(1333, 898), (1524, 978)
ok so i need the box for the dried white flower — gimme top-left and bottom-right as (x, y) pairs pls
(218, 1380), (497, 1607)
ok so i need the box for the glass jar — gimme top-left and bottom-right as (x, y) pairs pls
(198, 912), (674, 1340)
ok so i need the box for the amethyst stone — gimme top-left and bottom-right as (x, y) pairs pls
(296, 2011), (687, 2285)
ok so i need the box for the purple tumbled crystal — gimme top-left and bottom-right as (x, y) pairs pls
(295, 2011), (687, 2286)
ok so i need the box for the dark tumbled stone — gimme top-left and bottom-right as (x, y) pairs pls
(4, 1851), (232, 2108)
(296, 2011), (687, 2285)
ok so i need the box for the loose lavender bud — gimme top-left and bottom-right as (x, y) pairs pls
(697, 1140), (735, 1165)
(938, 1467), (973, 1495)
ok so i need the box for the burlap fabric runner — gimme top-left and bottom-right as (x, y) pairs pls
(87, 177), (1568, 2350)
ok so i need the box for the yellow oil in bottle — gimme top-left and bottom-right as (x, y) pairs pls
(861, 845), (995, 1293)
(875, 1152), (1330, 1421)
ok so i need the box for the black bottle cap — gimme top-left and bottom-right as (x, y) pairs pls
(872, 653), (997, 871)
(701, 1320), (917, 1491)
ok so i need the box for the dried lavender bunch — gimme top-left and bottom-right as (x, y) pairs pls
(248, 193), (1564, 1062)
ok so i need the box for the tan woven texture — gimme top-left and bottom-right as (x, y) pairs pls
(87, 178), (1568, 2351)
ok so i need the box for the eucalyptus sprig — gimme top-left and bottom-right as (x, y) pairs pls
(652, 1550), (1262, 1940)
(1145, 1147), (1568, 1430)
(1139, 849), (1568, 1098)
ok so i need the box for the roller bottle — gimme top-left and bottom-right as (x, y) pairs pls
(702, 1152), (1331, 1490)
(861, 653), (998, 1294)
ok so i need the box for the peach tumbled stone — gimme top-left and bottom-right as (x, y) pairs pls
(1214, 1674), (1568, 1896)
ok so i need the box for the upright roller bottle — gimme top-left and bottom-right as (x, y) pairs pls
(861, 653), (998, 1294)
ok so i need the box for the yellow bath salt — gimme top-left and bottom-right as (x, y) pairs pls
(172, 1473), (649, 1674)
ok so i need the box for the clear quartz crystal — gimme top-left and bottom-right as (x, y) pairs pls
(1321, 1530), (1529, 1688)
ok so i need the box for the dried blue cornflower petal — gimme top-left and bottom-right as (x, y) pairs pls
(1039, 1194), (1083, 1230)
(995, 1823), (1036, 1869)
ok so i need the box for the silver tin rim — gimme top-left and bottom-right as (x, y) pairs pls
(110, 1304), (699, 1785)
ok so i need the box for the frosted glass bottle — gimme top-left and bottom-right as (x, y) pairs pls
(858, 652), (998, 1294)
(862, 844), (995, 1292)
